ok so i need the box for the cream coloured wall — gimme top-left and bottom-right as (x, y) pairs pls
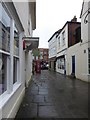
(80, 1), (90, 82)
(13, 2), (30, 36)
(25, 51), (33, 87)
(66, 42), (88, 82)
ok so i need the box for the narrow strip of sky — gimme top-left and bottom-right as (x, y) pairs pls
(33, 0), (83, 48)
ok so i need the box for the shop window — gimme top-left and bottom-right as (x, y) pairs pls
(0, 53), (8, 95)
(14, 25), (19, 56)
(57, 58), (64, 70)
(0, 3), (10, 95)
(0, 3), (10, 52)
(13, 57), (19, 84)
(13, 25), (19, 84)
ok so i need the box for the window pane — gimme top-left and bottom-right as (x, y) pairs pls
(0, 53), (7, 95)
(14, 25), (19, 56)
(13, 57), (18, 84)
(0, 3), (10, 52)
(62, 31), (65, 45)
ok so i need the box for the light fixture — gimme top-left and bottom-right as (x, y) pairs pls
(84, 9), (90, 24)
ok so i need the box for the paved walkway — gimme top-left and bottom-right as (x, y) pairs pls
(15, 70), (88, 119)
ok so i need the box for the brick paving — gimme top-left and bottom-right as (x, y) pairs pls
(15, 70), (88, 119)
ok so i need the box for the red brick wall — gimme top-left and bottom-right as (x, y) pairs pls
(68, 22), (81, 47)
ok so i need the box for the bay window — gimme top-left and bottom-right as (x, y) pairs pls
(0, 2), (10, 95)
(0, 2), (20, 95)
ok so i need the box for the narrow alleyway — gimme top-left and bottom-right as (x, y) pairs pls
(15, 70), (88, 119)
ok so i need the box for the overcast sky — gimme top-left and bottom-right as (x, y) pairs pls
(33, 0), (83, 48)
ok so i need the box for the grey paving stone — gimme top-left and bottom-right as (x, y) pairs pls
(30, 86), (39, 91)
(39, 102), (54, 106)
(39, 106), (59, 118)
(33, 95), (45, 103)
(44, 96), (53, 103)
(15, 103), (37, 118)
(30, 90), (39, 95)
(39, 91), (48, 95)
(39, 88), (48, 93)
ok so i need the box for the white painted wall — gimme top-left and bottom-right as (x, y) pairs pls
(66, 43), (88, 82)
(0, 1), (35, 119)
(13, 2), (33, 36)
(80, 1), (90, 81)
(81, 2), (88, 44)
(25, 51), (33, 87)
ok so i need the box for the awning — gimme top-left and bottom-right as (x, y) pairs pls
(23, 37), (39, 51)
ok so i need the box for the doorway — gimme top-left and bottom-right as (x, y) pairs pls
(72, 55), (75, 75)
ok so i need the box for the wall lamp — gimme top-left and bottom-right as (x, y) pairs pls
(84, 9), (90, 24)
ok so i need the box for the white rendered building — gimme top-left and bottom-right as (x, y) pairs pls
(0, 1), (39, 119)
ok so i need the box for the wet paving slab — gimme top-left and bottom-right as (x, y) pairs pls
(15, 70), (89, 119)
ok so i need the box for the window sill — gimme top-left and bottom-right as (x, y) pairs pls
(0, 83), (21, 109)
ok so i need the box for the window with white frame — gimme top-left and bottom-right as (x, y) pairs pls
(13, 25), (19, 84)
(62, 31), (65, 45)
(88, 48), (90, 74)
(13, 57), (18, 84)
(0, 2), (20, 94)
(0, 53), (8, 95)
(57, 58), (64, 70)
(14, 25), (19, 56)
(0, 2), (11, 95)
(58, 36), (60, 48)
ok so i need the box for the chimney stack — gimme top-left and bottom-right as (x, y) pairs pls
(71, 16), (77, 22)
